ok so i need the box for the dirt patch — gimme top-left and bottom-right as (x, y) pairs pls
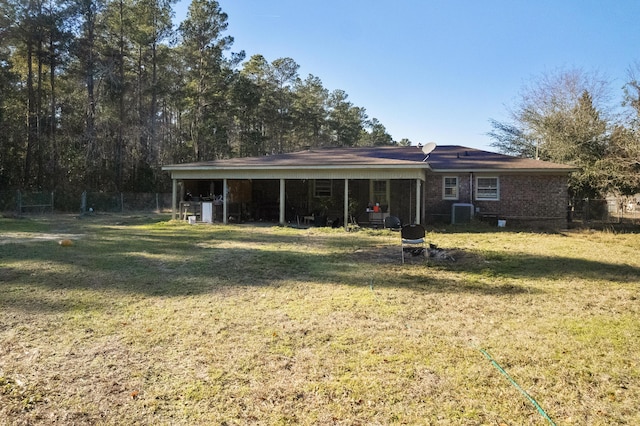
(0, 232), (86, 245)
(351, 245), (479, 265)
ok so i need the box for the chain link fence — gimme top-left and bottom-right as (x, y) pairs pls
(0, 190), (172, 215)
(570, 198), (640, 225)
(3, 191), (639, 226)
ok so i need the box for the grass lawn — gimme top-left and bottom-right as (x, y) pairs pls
(1, 214), (639, 425)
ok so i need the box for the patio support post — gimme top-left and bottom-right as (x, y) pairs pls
(344, 179), (349, 230)
(415, 178), (421, 224)
(171, 178), (177, 220)
(223, 178), (228, 224)
(279, 178), (286, 225)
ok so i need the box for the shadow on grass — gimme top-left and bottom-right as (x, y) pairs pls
(436, 249), (640, 283)
(1, 217), (638, 313)
(427, 221), (640, 234)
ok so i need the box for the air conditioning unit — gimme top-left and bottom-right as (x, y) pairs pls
(452, 203), (474, 224)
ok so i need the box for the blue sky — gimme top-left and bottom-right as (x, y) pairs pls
(174, 0), (640, 150)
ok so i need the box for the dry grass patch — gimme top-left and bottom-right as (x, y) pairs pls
(1, 215), (639, 425)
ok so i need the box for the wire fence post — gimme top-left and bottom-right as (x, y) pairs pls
(81, 191), (87, 214)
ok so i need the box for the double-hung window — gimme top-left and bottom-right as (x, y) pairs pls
(443, 176), (458, 200)
(476, 177), (499, 200)
(314, 179), (332, 197)
(370, 179), (389, 206)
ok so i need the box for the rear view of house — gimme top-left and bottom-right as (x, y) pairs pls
(162, 145), (576, 229)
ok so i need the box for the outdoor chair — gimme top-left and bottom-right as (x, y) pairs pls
(384, 215), (402, 230)
(401, 224), (426, 264)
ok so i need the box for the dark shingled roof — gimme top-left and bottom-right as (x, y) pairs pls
(165, 146), (425, 169)
(425, 145), (576, 171)
(163, 145), (576, 172)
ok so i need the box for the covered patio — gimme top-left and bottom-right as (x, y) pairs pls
(162, 147), (430, 228)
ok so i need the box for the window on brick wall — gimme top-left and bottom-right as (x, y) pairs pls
(476, 177), (499, 200)
(443, 176), (458, 200)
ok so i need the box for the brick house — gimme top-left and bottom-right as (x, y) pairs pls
(162, 145), (576, 229)
(423, 145), (576, 228)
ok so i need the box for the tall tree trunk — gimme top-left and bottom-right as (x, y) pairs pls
(49, 35), (58, 188)
(24, 38), (35, 187)
(84, 0), (97, 181)
(36, 36), (44, 187)
(138, 45), (145, 163)
(150, 37), (157, 165)
(116, 0), (125, 190)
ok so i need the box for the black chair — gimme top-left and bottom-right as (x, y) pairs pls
(401, 224), (426, 263)
(384, 215), (402, 230)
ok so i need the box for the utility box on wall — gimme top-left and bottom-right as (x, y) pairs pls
(452, 203), (474, 224)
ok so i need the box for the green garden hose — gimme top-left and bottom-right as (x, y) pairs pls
(479, 348), (556, 425)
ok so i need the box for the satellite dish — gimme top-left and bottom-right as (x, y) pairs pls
(421, 142), (436, 161)
(422, 142), (436, 155)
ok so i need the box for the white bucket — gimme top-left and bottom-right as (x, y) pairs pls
(497, 219), (506, 228)
(188, 215), (197, 225)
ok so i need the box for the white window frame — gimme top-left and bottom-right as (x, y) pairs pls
(314, 179), (332, 198)
(475, 176), (500, 201)
(369, 179), (390, 207)
(443, 176), (459, 200)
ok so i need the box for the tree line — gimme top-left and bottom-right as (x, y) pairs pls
(2, 1), (638, 202)
(0, 0), (401, 193)
(488, 68), (640, 200)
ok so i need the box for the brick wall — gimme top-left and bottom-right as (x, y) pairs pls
(425, 173), (570, 228)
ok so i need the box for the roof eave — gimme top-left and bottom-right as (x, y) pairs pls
(430, 167), (578, 173)
(162, 163), (432, 172)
